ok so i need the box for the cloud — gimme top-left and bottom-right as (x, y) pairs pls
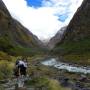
(2, 0), (83, 40)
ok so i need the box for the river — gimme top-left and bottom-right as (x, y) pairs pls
(41, 58), (90, 74)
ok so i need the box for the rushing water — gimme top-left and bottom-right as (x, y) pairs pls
(41, 58), (90, 74)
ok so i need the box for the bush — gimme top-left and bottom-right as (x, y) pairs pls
(0, 61), (13, 80)
(0, 51), (11, 61)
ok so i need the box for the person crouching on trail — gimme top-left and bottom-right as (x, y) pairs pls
(14, 57), (28, 77)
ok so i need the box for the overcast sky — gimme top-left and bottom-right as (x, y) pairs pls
(2, 0), (83, 40)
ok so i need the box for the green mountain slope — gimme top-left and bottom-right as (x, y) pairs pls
(0, 0), (44, 56)
(53, 0), (90, 65)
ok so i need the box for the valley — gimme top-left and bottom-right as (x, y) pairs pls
(0, 0), (90, 90)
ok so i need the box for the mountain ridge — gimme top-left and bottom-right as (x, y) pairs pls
(0, 0), (44, 56)
(48, 26), (67, 49)
(52, 0), (90, 65)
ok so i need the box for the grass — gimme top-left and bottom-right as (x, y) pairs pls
(53, 37), (90, 65)
(48, 79), (71, 90)
(0, 86), (4, 90)
(26, 77), (71, 90)
(63, 53), (90, 65)
(0, 51), (16, 80)
(0, 51), (12, 61)
(0, 34), (47, 56)
(0, 60), (13, 80)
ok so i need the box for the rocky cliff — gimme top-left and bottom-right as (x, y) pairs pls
(63, 0), (90, 41)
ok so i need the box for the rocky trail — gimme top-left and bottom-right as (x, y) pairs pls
(0, 71), (90, 90)
(0, 77), (36, 90)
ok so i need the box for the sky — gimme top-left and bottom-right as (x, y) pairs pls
(2, 0), (83, 40)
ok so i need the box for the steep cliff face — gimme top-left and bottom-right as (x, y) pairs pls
(53, 0), (90, 65)
(0, 0), (44, 55)
(64, 0), (90, 41)
(48, 27), (66, 49)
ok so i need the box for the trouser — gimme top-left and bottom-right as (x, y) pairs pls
(19, 65), (26, 76)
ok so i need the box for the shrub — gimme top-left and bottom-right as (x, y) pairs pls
(0, 61), (13, 80)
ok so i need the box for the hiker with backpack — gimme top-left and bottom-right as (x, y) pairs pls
(14, 57), (28, 88)
(14, 57), (28, 77)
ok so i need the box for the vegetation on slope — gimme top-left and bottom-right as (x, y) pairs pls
(0, 0), (46, 56)
(52, 37), (90, 65)
(52, 0), (90, 65)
